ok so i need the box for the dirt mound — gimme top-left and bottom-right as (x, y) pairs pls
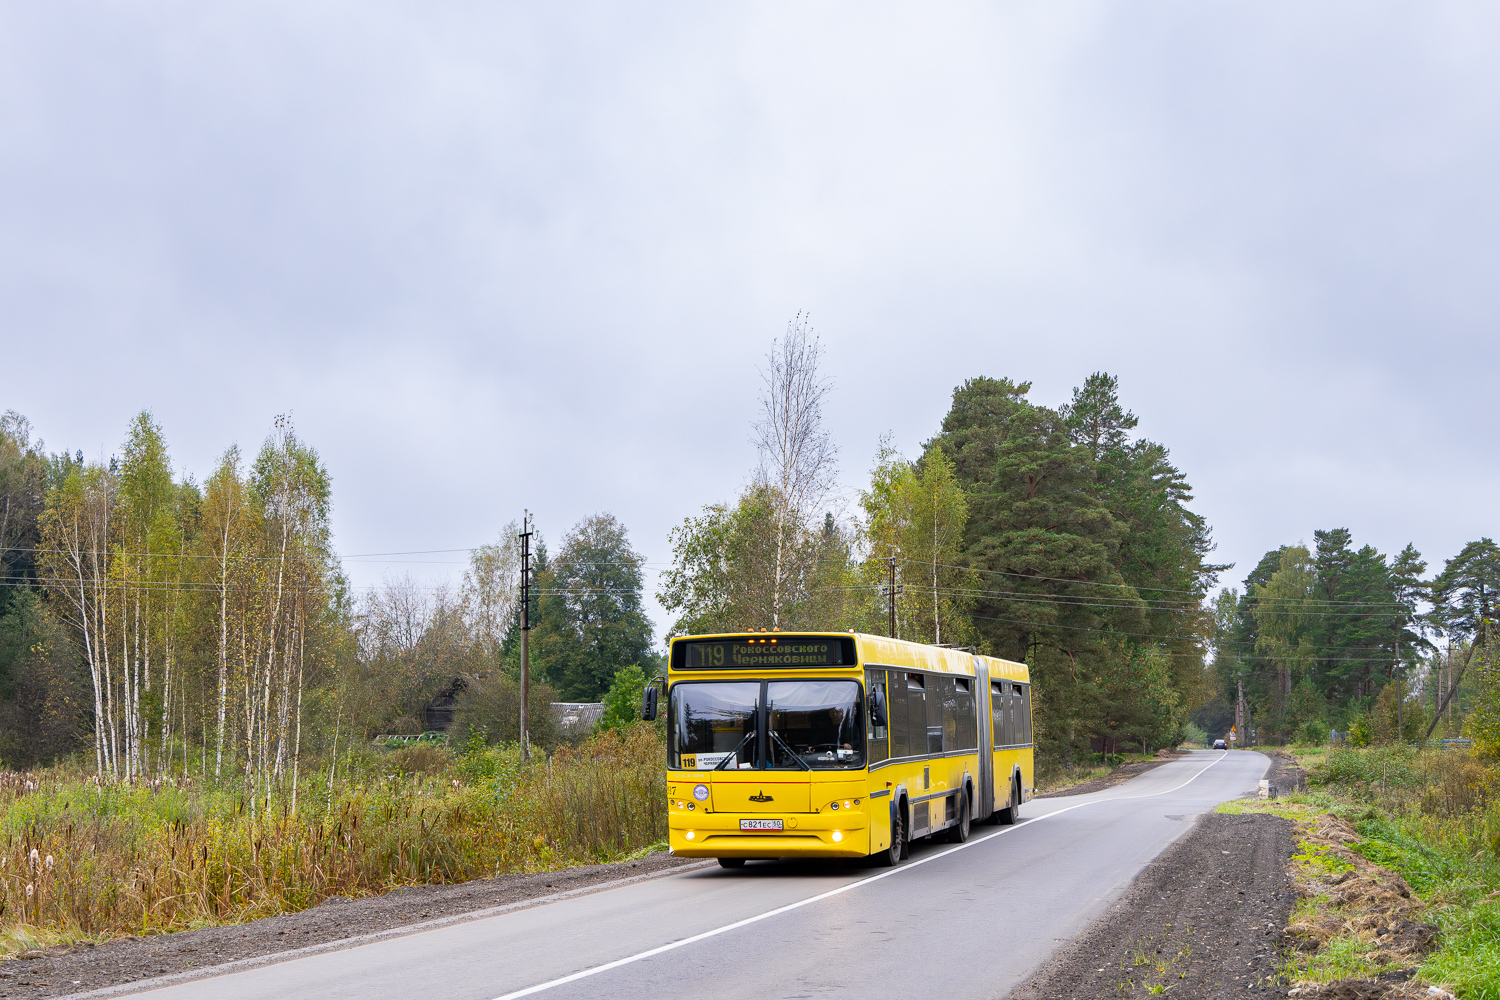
(1285, 814), (1437, 963)
(1281, 812), (1446, 1000)
(1289, 976), (1454, 1000)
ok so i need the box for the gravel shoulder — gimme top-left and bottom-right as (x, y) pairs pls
(1008, 810), (1299, 1000)
(0, 853), (704, 1000)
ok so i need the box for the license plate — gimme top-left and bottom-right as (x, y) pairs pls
(740, 818), (783, 832)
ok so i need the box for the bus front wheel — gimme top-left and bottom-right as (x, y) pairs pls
(873, 806), (904, 867)
(718, 857), (746, 869)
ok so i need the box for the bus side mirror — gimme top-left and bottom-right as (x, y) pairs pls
(868, 684), (887, 727)
(642, 686), (659, 722)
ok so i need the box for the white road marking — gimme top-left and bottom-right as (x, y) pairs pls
(489, 751), (1236, 1000)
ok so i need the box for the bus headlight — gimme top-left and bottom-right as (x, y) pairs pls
(831, 831), (843, 843)
(685, 830), (696, 840)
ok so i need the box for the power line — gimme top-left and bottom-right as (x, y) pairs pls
(905, 556), (1416, 609)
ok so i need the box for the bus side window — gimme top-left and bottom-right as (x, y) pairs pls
(991, 681), (1005, 748)
(889, 671), (910, 758)
(953, 677), (976, 750)
(1014, 683), (1026, 746)
(866, 670), (889, 764)
(1017, 684), (1032, 744)
(928, 675), (948, 755)
(908, 673), (928, 758)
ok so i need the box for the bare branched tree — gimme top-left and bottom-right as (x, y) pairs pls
(462, 522), (520, 660)
(753, 314), (838, 628)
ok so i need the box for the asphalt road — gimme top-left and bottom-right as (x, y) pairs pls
(119, 750), (1268, 1000)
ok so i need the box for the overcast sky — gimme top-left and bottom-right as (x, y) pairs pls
(4, 3), (1497, 641)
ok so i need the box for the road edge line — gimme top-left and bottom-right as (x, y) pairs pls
(58, 860), (716, 1000)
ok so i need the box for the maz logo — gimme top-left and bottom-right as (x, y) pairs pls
(748, 791), (774, 802)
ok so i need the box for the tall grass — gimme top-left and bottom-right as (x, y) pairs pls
(0, 725), (666, 943)
(1308, 745), (1500, 999)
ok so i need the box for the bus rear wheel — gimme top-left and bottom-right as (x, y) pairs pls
(718, 857), (746, 869)
(998, 779), (1020, 825)
(945, 793), (971, 843)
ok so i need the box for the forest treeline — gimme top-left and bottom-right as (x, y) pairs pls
(4, 322), (1498, 780)
(658, 321), (1499, 765)
(1208, 532), (1499, 748)
(660, 327), (1223, 764)
(0, 410), (657, 779)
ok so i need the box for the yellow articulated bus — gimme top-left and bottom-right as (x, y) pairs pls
(642, 631), (1033, 868)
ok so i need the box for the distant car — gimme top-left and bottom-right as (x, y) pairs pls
(1212, 738), (1228, 750)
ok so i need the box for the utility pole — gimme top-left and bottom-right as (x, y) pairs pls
(519, 512), (534, 761)
(880, 556), (904, 639)
(888, 557), (896, 638)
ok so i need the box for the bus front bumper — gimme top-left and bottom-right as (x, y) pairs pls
(668, 811), (871, 859)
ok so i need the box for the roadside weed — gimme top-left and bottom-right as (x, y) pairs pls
(0, 725), (668, 953)
(1264, 746), (1500, 996)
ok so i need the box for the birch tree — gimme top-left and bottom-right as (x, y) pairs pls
(753, 314), (838, 628)
(39, 463), (117, 778)
(859, 441), (974, 643)
(244, 417), (331, 814)
(201, 446), (253, 779)
(116, 412), (180, 780)
(462, 524), (519, 661)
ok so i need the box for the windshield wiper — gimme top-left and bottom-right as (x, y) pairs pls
(769, 730), (811, 770)
(714, 731), (757, 770)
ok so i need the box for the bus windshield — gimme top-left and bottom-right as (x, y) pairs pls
(671, 682), (759, 770)
(768, 680), (864, 770)
(669, 680), (864, 771)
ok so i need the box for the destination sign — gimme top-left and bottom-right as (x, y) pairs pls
(674, 636), (854, 670)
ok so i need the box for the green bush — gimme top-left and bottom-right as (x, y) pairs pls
(599, 664), (648, 732)
(1299, 719), (1331, 746)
